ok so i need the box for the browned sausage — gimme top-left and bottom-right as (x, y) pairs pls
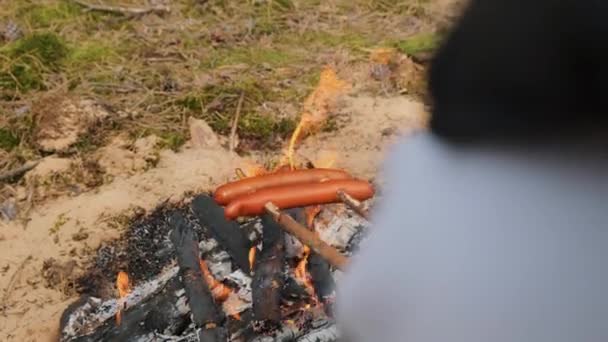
(223, 179), (374, 220)
(214, 168), (352, 205)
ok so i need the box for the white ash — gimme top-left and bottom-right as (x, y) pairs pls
(285, 233), (305, 259)
(314, 204), (369, 251)
(297, 323), (339, 342)
(250, 319), (336, 342)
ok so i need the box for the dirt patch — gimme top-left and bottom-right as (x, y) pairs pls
(34, 95), (112, 153)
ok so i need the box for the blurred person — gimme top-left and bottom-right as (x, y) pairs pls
(337, 0), (608, 341)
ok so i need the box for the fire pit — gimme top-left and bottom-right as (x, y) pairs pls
(59, 189), (371, 342)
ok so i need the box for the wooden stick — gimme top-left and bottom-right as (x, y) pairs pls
(72, 0), (170, 16)
(0, 160), (39, 183)
(337, 189), (370, 220)
(264, 202), (349, 271)
(229, 91), (245, 153)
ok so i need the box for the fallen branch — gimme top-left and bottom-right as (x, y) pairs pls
(72, 0), (170, 16)
(336, 190), (370, 220)
(264, 202), (349, 271)
(229, 91), (245, 153)
(0, 160), (39, 183)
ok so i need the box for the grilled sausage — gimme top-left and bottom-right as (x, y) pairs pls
(223, 179), (374, 219)
(214, 169), (352, 205)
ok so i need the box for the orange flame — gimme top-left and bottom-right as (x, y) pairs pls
(232, 313), (242, 321)
(294, 212), (318, 295)
(116, 271), (130, 325)
(249, 247), (257, 271)
(287, 66), (350, 169)
(370, 48), (396, 65)
(199, 259), (232, 302)
(295, 245), (313, 290)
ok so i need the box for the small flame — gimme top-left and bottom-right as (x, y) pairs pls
(287, 66), (350, 169)
(249, 247), (257, 270)
(116, 271), (130, 325)
(305, 206), (322, 229)
(199, 259), (232, 302)
(232, 313), (242, 321)
(295, 245), (313, 289)
(370, 48), (396, 65)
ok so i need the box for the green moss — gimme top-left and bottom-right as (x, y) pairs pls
(11, 33), (69, 68)
(18, 2), (81, 29)
(68, 42), (116, 66)
(0, 128), (20, 151)
(394, 32), (441, 56)
(159, 132), (187, 151)
(0, 33), (69, 91)
(0, 62), (44, 91)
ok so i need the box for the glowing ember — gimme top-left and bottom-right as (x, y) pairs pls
(199, 259), (232, 302)
(232, 313), (242, 321)
(115, 271), (130, 325)
(249, 246), (257, 271)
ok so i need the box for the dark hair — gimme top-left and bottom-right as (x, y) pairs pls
(429, 0), (608, 143)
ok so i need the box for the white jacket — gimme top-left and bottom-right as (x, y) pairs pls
(338, 133), (608, 342)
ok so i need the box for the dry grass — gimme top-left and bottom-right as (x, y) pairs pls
(0, 0), (455, 178)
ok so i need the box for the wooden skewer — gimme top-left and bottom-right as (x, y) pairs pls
(264, 202), (349, 271)
(337, 189), (370, 220)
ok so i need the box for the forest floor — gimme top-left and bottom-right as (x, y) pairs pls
(0, 1), (463, 341)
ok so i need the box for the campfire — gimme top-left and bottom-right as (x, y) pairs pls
(59, 67), (374, 342)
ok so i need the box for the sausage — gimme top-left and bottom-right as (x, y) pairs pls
(214, 168), (352, 205)
(223, 179), (374, 220)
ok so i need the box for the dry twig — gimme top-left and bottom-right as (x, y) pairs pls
(0, 160), (40, 183)
(337, 189), (370, 220)
(72, 0), (170, 16)
(0, 255), (33, 313)
(229, 92), (245, 153)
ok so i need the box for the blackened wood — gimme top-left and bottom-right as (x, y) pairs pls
(282, 275), (310, 300)
(286, 208), (335, 315)
(169, 212), (225, 342)
(251, 213), (286, 329)
(63, 276), (190, 342)
(192, 195), (252, 273)
(307, 253), (336, 316)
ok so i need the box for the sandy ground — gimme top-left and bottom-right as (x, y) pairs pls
(0, 93), (426, 341)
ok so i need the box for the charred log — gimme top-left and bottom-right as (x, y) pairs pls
(307, 253), (336, 316)
(169, 213), (226, 342)
(191, 195), (252, 273)
(60, 272), (190, 342)
(282, 275), (310, 300)
(251, 213), (286, 330)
